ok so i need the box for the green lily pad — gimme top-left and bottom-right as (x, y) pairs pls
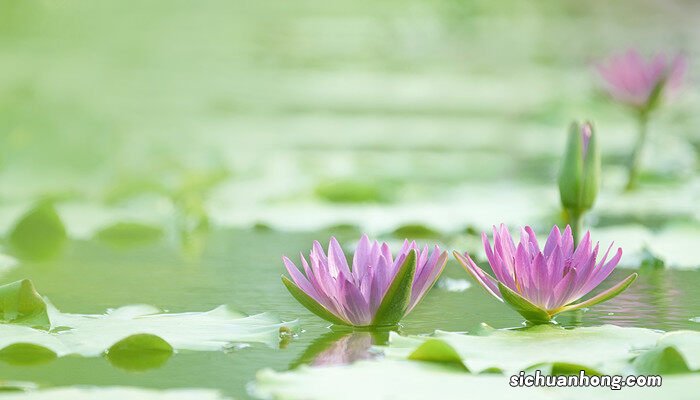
(633, 346), (692, 375)
(407, 338), (468, 371)
(254, 358), (700, 400)
(391, 224), (442, 239)
(315, 180), (393, 204)
(8, 203), (67, 261)
(106, 333), (173, 371)
(0, 279), (50, 329)
(0, 386), (232, 399)
(643, 331), (700, 371)
(95, 222), (164, 248)
(384, 325), (662, 374)
(0, 343), (57, 366)
(0, 303), (297, 358)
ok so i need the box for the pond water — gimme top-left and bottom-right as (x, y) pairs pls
(1, 228), (698, 398)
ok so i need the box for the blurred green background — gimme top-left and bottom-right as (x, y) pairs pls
(1, 1), (699, 398)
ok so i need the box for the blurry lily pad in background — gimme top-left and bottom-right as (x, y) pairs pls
(8, 203), (67, 261)
(314, 179), (394, 204)
(0, 386), (232, 400)
(95, 222), (164, 248)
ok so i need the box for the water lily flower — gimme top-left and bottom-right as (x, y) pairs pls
(454, 224), (637, 324)
(596, 49), (687, 111)
(596, 49), (687, 190)
(558, 121), (600, 244)
(282, 235), (448, 327)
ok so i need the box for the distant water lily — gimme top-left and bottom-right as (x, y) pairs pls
(454, 224), (637, 324)
(282, 235), (448, 327)
(597, 49), (686, 110)
(596, 49), (687, 190)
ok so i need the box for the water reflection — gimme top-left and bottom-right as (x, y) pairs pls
(290, 328), (396, 369)
(561, 270), (688, 330)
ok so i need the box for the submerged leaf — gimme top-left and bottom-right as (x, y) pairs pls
(0, 279), (50, 329)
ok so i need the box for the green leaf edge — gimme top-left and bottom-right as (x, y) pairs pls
(633, 345), (692, 375)
(0, 279), (51, 329)
(408, 338), (468, 371)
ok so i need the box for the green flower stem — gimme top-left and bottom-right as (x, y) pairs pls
(567, 208), (584, 246)
(625, 111), (649, 191)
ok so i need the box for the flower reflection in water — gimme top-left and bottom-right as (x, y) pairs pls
(290, 329), (393, 369)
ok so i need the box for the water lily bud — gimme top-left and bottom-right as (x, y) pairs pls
(558, 122), (600, 212)
(596, 49), (687, 113)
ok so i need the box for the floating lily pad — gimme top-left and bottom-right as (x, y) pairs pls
(0, 386), (232, 399)
(8, 203), (67, 261)
(0, 343), (57, 366)
(633, 346), (692, 375)
(254, 359), (700, 400)
(391, 224), (443, 239)
(315, 180), (393, 204)
(640, 331), (700, 372)
(384, 325), (662, 374)
(105, 333), (173, 371)
(0, 303), (297, 359)
(0, 280), (50, 329)
(95, 222), (164, 248)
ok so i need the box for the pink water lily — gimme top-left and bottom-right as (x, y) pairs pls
(454, 224), (637, 323)
(596, 49), (686, 110)
(282, 235), (448, 327)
